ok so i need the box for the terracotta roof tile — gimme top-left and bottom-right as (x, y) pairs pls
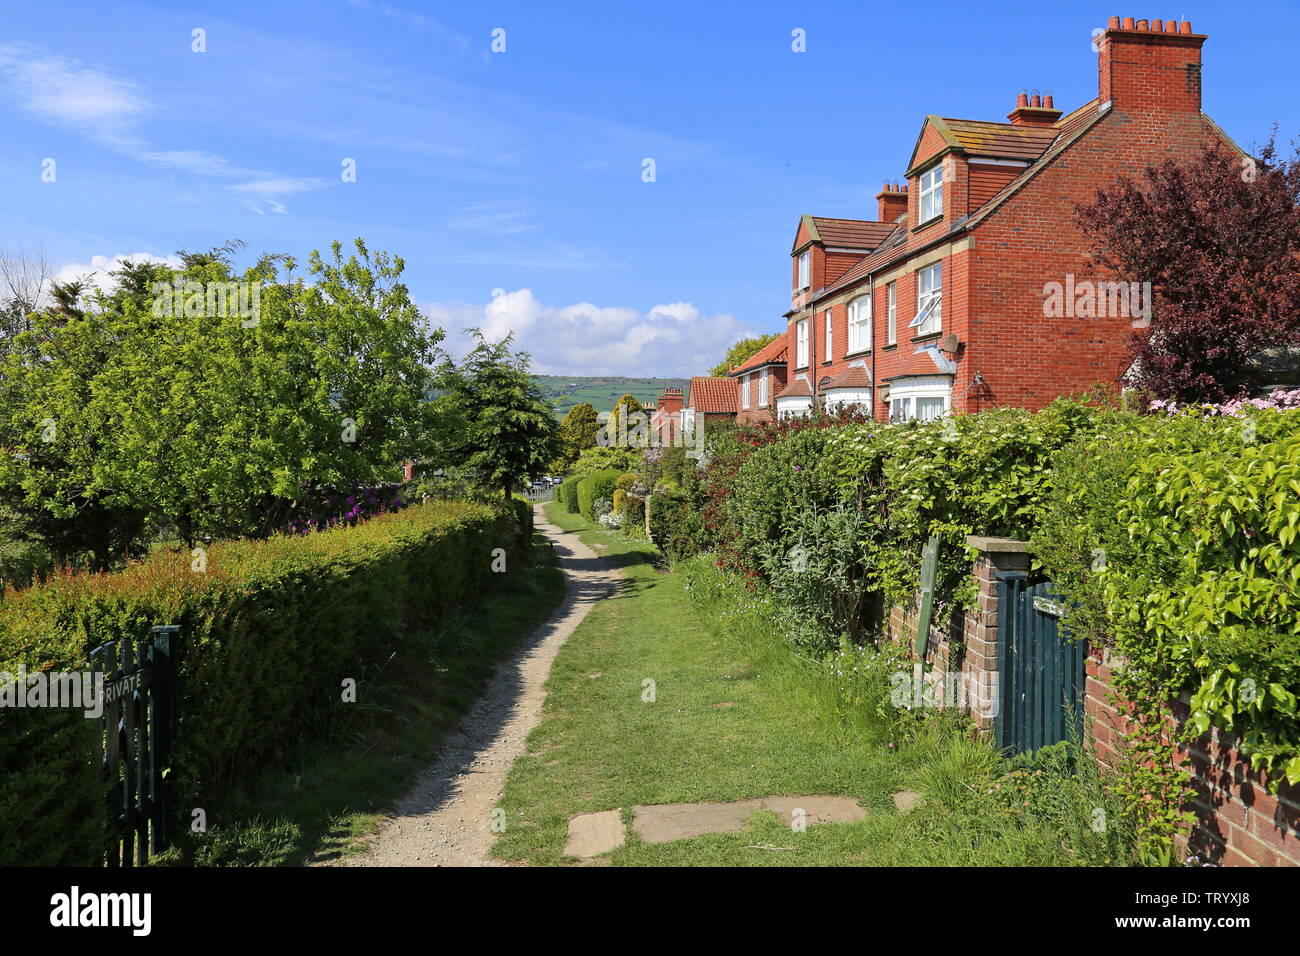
(809, 217), (895, 249)
(825, 366), (872, 389)
(730, 336), (788, 375)
(775, 377), (812, 399)
(688, 376), (737, 413)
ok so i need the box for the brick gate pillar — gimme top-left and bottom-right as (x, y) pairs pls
(963, 535), (1030, 737)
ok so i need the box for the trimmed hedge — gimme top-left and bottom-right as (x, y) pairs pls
(558, 476), (582, 514)
(578, 469), (621, 520)
(0, 499), (525, 866)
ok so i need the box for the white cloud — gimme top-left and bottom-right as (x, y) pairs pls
(426, 288), (757, 378)
(54, 252), (182, 296)
(0, 44), (325, 209)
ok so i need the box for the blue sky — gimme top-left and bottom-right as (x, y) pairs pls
(0, 1), (1295, 376)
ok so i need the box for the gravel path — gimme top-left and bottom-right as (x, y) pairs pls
(343, 503), (614, 867)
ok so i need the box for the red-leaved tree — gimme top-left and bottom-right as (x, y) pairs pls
(1076, 137), (1300, 402)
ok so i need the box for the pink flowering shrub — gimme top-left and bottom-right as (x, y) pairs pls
(1149, 388), (1300, 416)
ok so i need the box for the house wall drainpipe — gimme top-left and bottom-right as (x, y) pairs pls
(869, 272), (878, 421)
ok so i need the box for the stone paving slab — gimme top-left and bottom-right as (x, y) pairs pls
(892, 790), (923, 814)
(564, 809), (626, 858)
(630, 795), (866, 846)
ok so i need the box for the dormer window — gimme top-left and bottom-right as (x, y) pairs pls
(797, 250), (810, 289)
(919, 165), (944, 222)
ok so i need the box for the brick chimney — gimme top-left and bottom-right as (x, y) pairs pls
(1097, 16), (1206, 114)
(876, 182), (908, 223)
(657, 387), (684, 415)
(1007, 89), (1062, 126)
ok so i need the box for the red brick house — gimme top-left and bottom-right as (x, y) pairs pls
(746, 17), (1242, 421)
(731, 336), (788, 424)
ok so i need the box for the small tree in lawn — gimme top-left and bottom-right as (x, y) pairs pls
(435, 332), (557, 500)
(1076, 137), (1300, 402)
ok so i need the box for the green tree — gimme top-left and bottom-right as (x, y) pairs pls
(605, 393), (645, 444)
(0, 238), (441, 560)
(709, 333), (780, 377)
(552, 402), (599, 472)
(433, 332), (558, 500)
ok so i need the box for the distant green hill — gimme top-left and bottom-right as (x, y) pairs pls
(533, 375), (690, 419)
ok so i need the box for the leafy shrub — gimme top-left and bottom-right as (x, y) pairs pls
(648, 490), (704, 563)
(624, 494), (647, 537)
(0, 499), (526, 866)
(558, 476), (583, 514)
(612, 488), (626, 517)
(578, 469), (620, 520)
(1035, 407), (1300, 785)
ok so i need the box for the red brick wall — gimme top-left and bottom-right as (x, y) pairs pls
(1086, 648), (1300, 866)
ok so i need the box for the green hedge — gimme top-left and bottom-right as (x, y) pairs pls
(578, 469), (621, 520)
(1033, 408), (1300, 785)
(558, 476), (582, 514)
(0, 499), (524, 866)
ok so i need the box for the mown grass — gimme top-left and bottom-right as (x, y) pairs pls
(154, 523), (566, 866)
(493, 503), (1136, 866)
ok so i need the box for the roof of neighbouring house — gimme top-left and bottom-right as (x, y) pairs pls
(730, 336), (789, 375)
(824, 366), (873, 390)
(687, 376), (738, 413)
(775, 377), (812, 399)
(798, 216), (897, 252)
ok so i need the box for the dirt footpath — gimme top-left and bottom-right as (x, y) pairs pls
(343, 503), (614, 867)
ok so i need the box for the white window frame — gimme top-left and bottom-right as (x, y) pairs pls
(887, 375), (952, 422)
(759, 367), (768, 406)
(797, 250), (810, 290)
(795, 318), (809, 368)
(886, 282), (897, 345)
(824, 310), (832, 361)
(919, 165), (944, 222)
(742, 373), (751, 409)
(847, 294), (872, 354)
(911, 262), (942, 337)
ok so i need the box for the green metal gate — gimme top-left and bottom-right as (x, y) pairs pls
(995, 576), (1085, 755)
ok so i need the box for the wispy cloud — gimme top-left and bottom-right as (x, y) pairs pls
(447, 200), (537, 236)
(0, 43), (326, 209)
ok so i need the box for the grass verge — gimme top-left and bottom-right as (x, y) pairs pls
(494, 505), (1135, 866)
(155, 521), (566, 866)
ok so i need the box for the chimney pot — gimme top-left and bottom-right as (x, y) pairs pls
(1043, 93), (1054, 109)
(1108, 15), (1120, 28)
(1136, 19), (1148, 31)
(1164, 19), (1177, 32)
(1122, 16), (1135, 28)
(1179, 20), (1192, 33)
(1030, 91), (1042, 107)
(1016, 90), (1029, 108)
